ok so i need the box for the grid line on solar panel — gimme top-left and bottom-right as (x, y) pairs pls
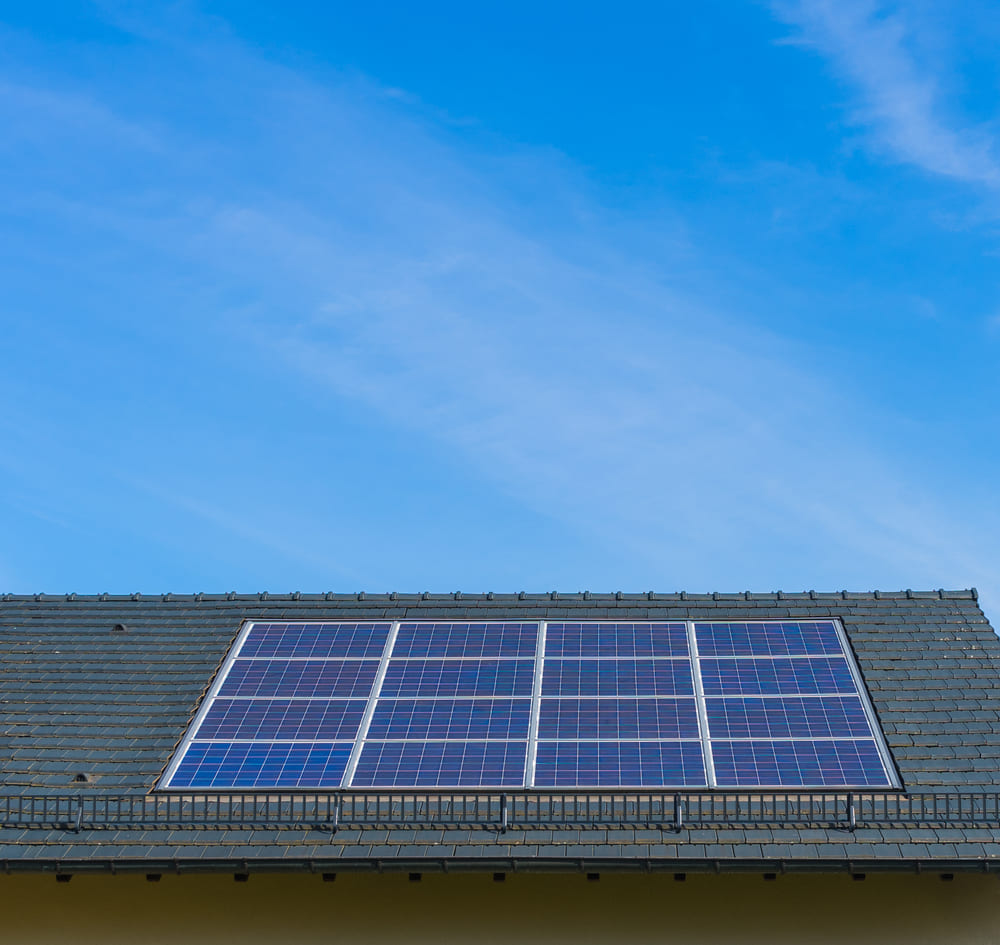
(540, 659), (694, 696)
(379, 659), (535, 697)
(705, 695), (874, 740)
(238, 623), (392, 659)
(352, 740), (528, 787)
(218, 659), (381, 698)
(391, 623), (538, 658)
(168, 741), (355, 789)
(699, 657), (855, 696)
(367, 698), (532, 740)
(532, 741), (707, 787)
(194, 698), (369, 741)
(694, 621), (842, 657)
(544, 623), (689, 657)
(536, 698), (701, 740)
(711, 739), (891, 787)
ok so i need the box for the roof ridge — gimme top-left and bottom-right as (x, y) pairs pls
(0, 588), (981, 602)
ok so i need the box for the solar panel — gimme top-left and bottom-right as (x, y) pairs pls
(367, 698), (531, 740)
(712, 739), (890, 787)
(239, 622), (390, 658)
(705, 695), (872, 739)
(392, 622), (537, 658)
(219, 659), (381, 698)
(694, 620), (841, 657)
(160, 618), (897, 791)
(537, 698), (700, 740)
(699, 657), (856, 696)
(352, 741), (528, 788)
(380, 659), (535, 698)
(541, 659), (694, 696)
(197, 698), (368, 740)
(545, 622), (689, 657)
(168, 742), (354, 789)
(533, 741), (706, 788)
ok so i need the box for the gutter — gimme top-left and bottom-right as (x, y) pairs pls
(2, 857), (997, 877)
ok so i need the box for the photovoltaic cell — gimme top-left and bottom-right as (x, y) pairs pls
(238, 622), (391, 659)
(694, 621), (841, 657)
(352, 740), (528, 787)
(218, 659), (381, 698)
(367, 698), (532, 740)
(545, 623), (689, 658)
(705, 696), (872, 740)
(537, 698), (700, 740)
(392, 622), (537, 658)
(541, 659), (694, 696)
(380, 659), (535, 697)
(699, 657), (855, 696)
(533, 741), (706, 787)
(712, 739), (892, 787)
(168, 741), (354, 789)
(196, 699), (368, 741)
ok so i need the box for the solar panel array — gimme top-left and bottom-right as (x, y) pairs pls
(162, 620), (898, 790)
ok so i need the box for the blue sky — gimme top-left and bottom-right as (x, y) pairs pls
(1, 1), (999, 616)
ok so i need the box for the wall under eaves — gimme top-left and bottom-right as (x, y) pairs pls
(3, 871), (1000, 945)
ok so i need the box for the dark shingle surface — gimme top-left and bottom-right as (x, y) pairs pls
(1, 590), (999, 871)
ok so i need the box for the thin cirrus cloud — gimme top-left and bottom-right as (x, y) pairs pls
(0, 17), (997, 608)
(770, 0), (1000, 187)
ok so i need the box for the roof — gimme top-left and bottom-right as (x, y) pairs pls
(2, 589), (1000, 875)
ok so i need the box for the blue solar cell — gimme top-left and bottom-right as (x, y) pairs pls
(380, 659), (535, 697)
(239, 622), (391, 659)
(169, 741), (353, 789)
(712, 739), (891, 787)
(695, 621), (841, 657)
(368, 699), (532, 740)
(533, 741), (706, 787)
(392, 623), (538, 658)
(699, 657), (855, 696)
(218, 659), (380, 698)
(541, 659), (694, 696)
(537, 698), (700, 739)
(353, 741), (528, 787)
(545, 623), (689, 658)
(705, 696), (873, 739)
(196, 699), (368, 740)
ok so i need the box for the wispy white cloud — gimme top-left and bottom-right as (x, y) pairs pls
(771, 0), (1000, 186)
(1, 11), (998, 610)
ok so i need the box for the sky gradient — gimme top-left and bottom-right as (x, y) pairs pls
(1, 2), (998, 617)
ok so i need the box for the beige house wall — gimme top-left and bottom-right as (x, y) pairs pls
(3, 872), (1000, 945)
